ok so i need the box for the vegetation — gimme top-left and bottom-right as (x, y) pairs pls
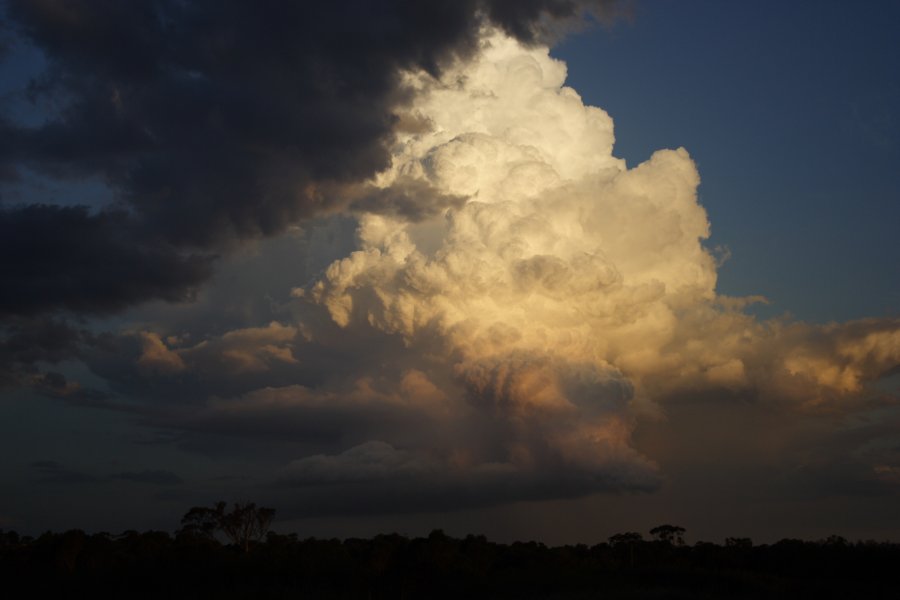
(2, 518), (898, 598)
(649, 524), (686, 546)
(178, 501), (275, 552)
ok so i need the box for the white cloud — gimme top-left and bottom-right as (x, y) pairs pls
(289, 30), (900, 504)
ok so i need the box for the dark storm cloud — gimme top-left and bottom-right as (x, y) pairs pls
(0, 314), (114, 410)
(31, 460), (97, 484)
(30, 370), (117, 410)
(1, 0), (623, 314)
(0, 204), (213, 317)
(111, 469), (184, 485)
(0, 315), (84, 387)
(484, 0), (625, 42)
(32, 460), (184, 486)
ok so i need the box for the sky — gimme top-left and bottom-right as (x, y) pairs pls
(1, 0), (898, 545)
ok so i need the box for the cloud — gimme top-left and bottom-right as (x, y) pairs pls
(286, 31), (900, 511)
(0, 0), (626, 323)
(274, 438), (658, 516)
(296, 33), (714, 502)
(135, 332), (187, 376)
(111, 469), (183, 485)
(31, 461), (184, 486)
(283, 440), (438, 485)
(87, 322), (306, 406)
(483, 0), (630, 43)
(133, 322), (300, 377)
(309, 32), (899, 407)
(31, 460), (97, 484)
(0, 316), (86, 388)
(346, 178), (468, 222)
(51, 29), (897, 517)
(0, 205), (213, 318)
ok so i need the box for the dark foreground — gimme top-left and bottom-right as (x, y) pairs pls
(2, 529), (897, 598)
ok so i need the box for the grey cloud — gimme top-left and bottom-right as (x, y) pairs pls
(789, 414), (900, 499)
(31, 460), (98, 484)
(31, 370), (118, 411)
(0, 316), (86, 388)
(272, 439), (658, 517)
(282, 440), (438, 486)
(484, 0), (629, 43)
(85, 325), (320, 406)
(0, 204), (213, 318)
(32, 460), (185, 486)
(111, 469), (184, 485)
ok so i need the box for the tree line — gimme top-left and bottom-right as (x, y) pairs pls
(1, 504), (897, 598)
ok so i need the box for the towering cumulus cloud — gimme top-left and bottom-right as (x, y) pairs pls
(285, 31), (900, 510)
(303, 32), (698, 496)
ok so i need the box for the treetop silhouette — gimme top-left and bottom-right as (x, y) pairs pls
(650, 524), (686, 546)
(178, 501), (275, 552)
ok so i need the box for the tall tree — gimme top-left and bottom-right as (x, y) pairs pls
(649, 524), (686, 546)
(179, 501), (275, 552)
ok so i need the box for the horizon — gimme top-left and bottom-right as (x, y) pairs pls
(5, 511), (898, 547)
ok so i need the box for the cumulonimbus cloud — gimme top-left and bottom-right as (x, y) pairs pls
(6, 9), (896, 517)
(281, 31), (899, 508)
(66, 29), (899, 515)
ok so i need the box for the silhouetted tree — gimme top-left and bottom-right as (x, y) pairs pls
(649, 524), (685, 546)
(3, 526), (900, 597)
(220, 502), (275, 553)
(178, 501), (275, 552)
(178, 505), (221, 541)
